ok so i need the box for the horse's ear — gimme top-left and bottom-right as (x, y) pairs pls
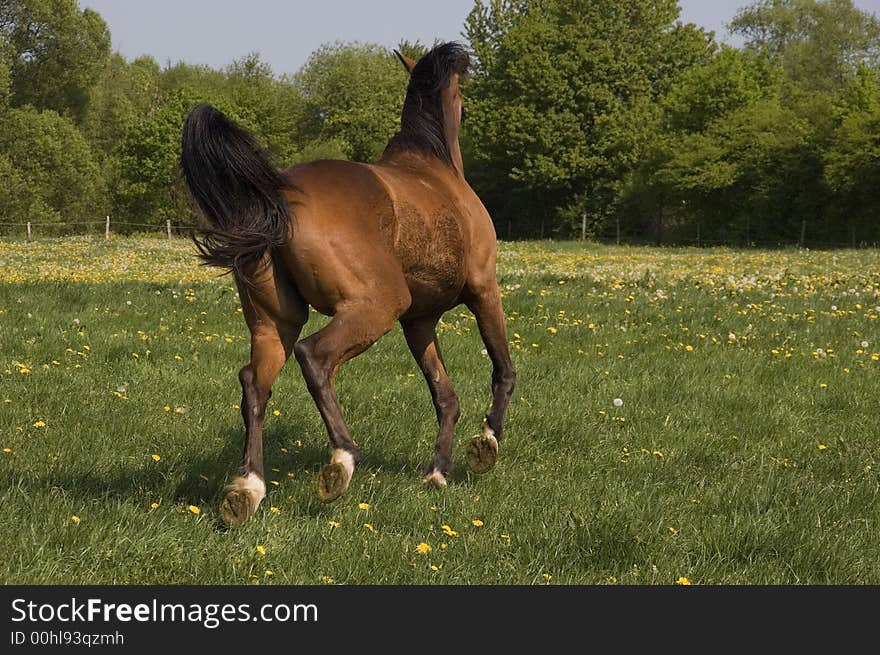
(394, 50), (417, 75)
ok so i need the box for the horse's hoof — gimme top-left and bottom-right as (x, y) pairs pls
(220, 474), (265, 527)
(316, 463), (350, 503)
(221, 487), (257, 527)
(422, 469), (449, 488)
(466, 433), (498, 474)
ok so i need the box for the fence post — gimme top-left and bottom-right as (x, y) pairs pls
(27, 222), (32, 241)
(581, 213), (587, 241)
(105, 215), (110, 240)
(166, 220), (172, 239)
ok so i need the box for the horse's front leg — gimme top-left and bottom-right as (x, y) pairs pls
(464, 282), (516, 473)
(402, 316), (461, 486)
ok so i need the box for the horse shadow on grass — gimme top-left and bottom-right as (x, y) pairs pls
(1, 421), (472, 532)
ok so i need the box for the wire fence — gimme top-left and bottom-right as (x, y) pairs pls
(1, 216), (877, 250)
(0, 216), (198, 240)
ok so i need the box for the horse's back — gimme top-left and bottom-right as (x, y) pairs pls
(279, 157), (486, 318)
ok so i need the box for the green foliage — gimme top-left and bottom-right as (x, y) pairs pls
(0, 0), (110, 121)
(464, 0), (713, 237)
(824, 67), (880, 239)
(623, 0), (880, 246)
(731, 0), (880, 93)
(663, 46), (778, 133)
(0, 106), (106, 228)
(294, 42), (407, 162)
(112, 90), (201, 227)
(0, 0), (878, 245)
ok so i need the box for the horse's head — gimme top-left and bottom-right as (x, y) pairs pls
(388, 43), (470, 175)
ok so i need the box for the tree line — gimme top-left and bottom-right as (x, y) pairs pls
(1, 0), (878, 246)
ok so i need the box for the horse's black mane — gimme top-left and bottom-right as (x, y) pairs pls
(384, 42), (470, 167)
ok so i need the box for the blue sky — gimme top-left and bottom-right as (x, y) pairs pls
(80, 0), (880, 76)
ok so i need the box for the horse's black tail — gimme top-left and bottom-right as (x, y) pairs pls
(181, 103), (291, 283)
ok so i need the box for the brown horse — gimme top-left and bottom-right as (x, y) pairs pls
(181, 42), (515, 527)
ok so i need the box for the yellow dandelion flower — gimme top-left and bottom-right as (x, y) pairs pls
(676, 577), (692, 585)
(188, 505), (200, 515)
(256, 545), (266, 555)
(441, 524), (458, 537)
(151, 454), (161, 462)
(363, 523), (376, 533)
(265, 570), (274, 576)
(358, 502), (370, 510)
(2, 448), (12, 454)
(472, 519), (484, 527)
(653, 450), (665, 459)
(542, 573), (552, 581)
(440, 543), (447, 550)
(150, 502), (159, 509)
(819, 383), (828, 389)
(328, 520), (340, 528)
(818, 444), (827, 451)
(416, 542), (432, 555)
(500, 533), (510, 540)
(320, 575), (333, 584)
(270, 506), (280, 514)
(430, 565), (439, 571)
(33, 420), (46, 428)
(71, 515), (80, 524)
(547, 327), (557, 334)
(272, 409), (281, 416)
(163, 405), (171, 412)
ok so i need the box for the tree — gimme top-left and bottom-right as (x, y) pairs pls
(824, 67), (880, 244)
(113, 90), (201, 227)
(0, 105), (107, 227)
(463, 0), (713, 238)
(82, 54), (162, 160)
(224, 53), (304, 165)
(294, 42), (407, 162)
(730, 0), (880, 94)
(0, 0), (111, 121)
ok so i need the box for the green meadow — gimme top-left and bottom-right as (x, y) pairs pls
(1, 237), (878, 584)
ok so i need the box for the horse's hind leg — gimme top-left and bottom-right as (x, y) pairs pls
(221, 272), (307, 527)
(464, 281), (516, 473)
(294, 298), (407, 502)
(402, 317), (460, 486)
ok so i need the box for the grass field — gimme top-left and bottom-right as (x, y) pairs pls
(1, 236), (878, 585)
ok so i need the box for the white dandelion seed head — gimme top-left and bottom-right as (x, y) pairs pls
(613, 398), (624, 408)
(728, 333), (736, 341)
(861, 341), (869, 349)
(480, 348), (488, 356)
(831, 305), (837, 311)
(126, 300), (132, 306)
(73, 318), (80, 325)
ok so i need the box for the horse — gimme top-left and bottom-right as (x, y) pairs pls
(180, 42), (515, 527)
